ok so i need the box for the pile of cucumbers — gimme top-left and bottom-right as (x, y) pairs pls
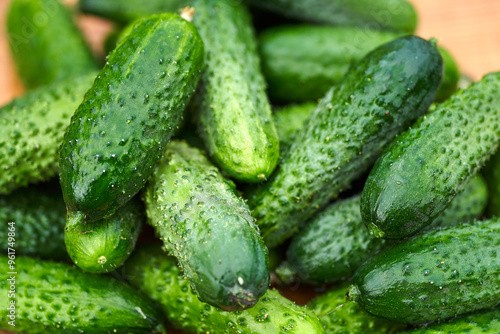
(1, 0), (500, 333)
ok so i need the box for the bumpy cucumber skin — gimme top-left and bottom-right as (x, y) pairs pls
(247, 0), (417, 34)
(249, 36), (443, 247)
(0, 73), (96, 195)
(80, 0), (189, 24)
(125, 245), (325, 334)
(348, 219), (500, 324)
(0, 256), (165, 334)
(65, 197), (143, 274)
(361, 72), (500, 239)
(435, 46), (460, 102)
(59, 14), (204, 223)
(308, 283), (404, 334)
(259, 25), (402, 103)
(0, 184), (66, 260)
(191, 0), (280, 183)
(273, 103), (316, 155)
(7, 0), (97, 89)
(401, 307), (500, 333)
(144, 141), (269, 311)
(483, 151), (500, 217)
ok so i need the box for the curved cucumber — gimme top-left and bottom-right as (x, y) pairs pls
(0, 256), (165, 333)
(273, 103), (316, 155)
(248, 36), (443, 247)
(7, 0), (97, 89)
(65, 197), (143, 273)
(348, 219), (500, 324)
(125, 245), (325, 333)
(361, 71), (500, 239)
(246, 0), (418, 34)
(191, 0), (280, 183)
(435, 46), (460, 102)
(59, 14), (204, 223)
(144, 141), (269, 311)
(0, 73), (96, 195)
(307, 283), (404, 334)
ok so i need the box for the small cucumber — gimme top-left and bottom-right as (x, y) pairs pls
(191, 0), (280, 183)
(0, 72), (96, 195)
(307, 282), (405, 334)
(125, 245), (325, 333)
(248, 36), (443, 247)
(0, 256), (165, 333)
(7, 0), (97, 89)
(273, 103), (316, 155)
(0, 183), (67, 260)
(435, 46), (460, 102)
(361, 71), (500, 239)
(348, 219), (500, 324)
(259, 25), (403, 103)
(246, 0), (418, 34)
(144, 141), (269, 311)
(65, 197), (143, 273)
(59, 14), (204, 223)
(483, 151), (500, 217)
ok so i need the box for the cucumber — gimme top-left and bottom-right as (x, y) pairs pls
(7, 0), (97, 89)
(483, 151), (500, 217)
(59, 14), (204, 223)
(347, 219), (500, 324)
(0, 255), (165, 333)
(273, 103), (316, 155)
(259, 25), (403, 103)
(144, 141), (269, 311)
(401, 307), (500, 333)
(125, 245), (325, 333)
(361, 71), (500, 239)
(0, 184), (67, 260)
(246, 0), (418, 34)
(80, 0), (189, 24)
(0, 72), (96, 195)
(307, 282), (405, 334)
(65, 197), (143, 273)
(191, 0), (280, 183)
(435, 46), (460, 102)
(248, 36), (443, 247)
(283, 174), (487, 285)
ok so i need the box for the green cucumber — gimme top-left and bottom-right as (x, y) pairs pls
(0, 184), (67, 260)
(361, 71), (500, 239)
(246, 0), (418, 34)
(80, 0), (189, 24)
(283, 174), (487, 285)
(483, 151), (500, 217)
(144, 141), (269, 311)
(259, 25), (403, 103)
(0, 256), (165, 333)
(7, 0), (97, 89)
(191, 0), (280, 183)
(0, 72), (96, 195)
(248, 36), (443, 247)
(59, 13), (204, 223)
(435, 46), (460, 102)
(401, 307), (500, 333)
(273, 103), (316, 155)
(125, 245), (325, 333)
(307, 282), (405, 334)
(348, 219), (500, 324)
(65, 197), (143, 273)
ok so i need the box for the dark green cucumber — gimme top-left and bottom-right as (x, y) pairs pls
(246, 0), (418, 33)
(0, 73), (96, 195)
(273, 102), (316, 155)
(259, 25), (403, 103)
(307, 282), (405, 334)
(125, 245), (325, 333)
(435, 46), (460, 102)
(248, 36), (443, 247)
(401, 307), (500, 333)
(80, 0), (189, 24)
(7, 0), (97, 89)
(144, 141), (269, 311)
(0, 184), (67, 260)
(59, 14), (204, 223)
(65, 197), (143, 273)
(283, 174), (487, 285)
(483, 151), (500, 217)
(361, 71), (500, 239)
(348, 219), (500, 324)
(0, 256), (165, 333)
(191, 0), (280, 183)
